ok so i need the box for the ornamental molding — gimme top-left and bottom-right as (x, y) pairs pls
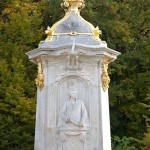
(60, 132), (86, 142)
(26, 44), (120, 63)
(45, 29), (101, 42)
(56, 129), (90, 150)
(52, 70), (94, 86)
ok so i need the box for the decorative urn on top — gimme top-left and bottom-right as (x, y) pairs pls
(26, 0), (120, 149)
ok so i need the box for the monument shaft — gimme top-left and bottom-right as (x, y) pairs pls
(26, 0), (120, 149)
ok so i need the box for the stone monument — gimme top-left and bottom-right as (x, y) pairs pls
(26, 0), (120, 150)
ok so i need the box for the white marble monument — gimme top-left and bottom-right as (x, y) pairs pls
(26, 0), (120, 150)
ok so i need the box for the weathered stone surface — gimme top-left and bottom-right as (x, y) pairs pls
(26, 1), (120, 149)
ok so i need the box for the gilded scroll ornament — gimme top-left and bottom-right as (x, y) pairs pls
(61, 0), (85, 12)
(35, 59), (44, 91)
(45, 26), (54, 41)
(61, 1), (70, 12)
(93, 26), (102, 41)
(101, 62), (110, 92)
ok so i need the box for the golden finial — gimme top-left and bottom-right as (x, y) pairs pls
(61, 0), (85, 12)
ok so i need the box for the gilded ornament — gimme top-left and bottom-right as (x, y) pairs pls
(45, 26), (54, 41)
(35, 59), (44, 91)
(44, 0), (102, 42)
(101, 62), (110, 92)
(54, 32), (92, 36)
(61, 0), (85, 12)
(61, 1), (70, 12)
(93, 26), (102, 41)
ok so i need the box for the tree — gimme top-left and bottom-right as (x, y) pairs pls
(0, 0), (149, 149)
(0, 0), (43, 149)
(142, 124), (150, 150)
(81, 0), (150, 148)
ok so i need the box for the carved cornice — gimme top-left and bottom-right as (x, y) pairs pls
(26, 44), (120, 62)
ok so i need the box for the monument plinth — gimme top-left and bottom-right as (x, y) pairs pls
(26, 0), (120, 149)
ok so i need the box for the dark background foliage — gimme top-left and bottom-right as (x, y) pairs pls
(0, 0), (150, 149)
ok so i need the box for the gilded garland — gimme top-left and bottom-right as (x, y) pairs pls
(35, 59), (44, 91)
(101, 62), (110, 92)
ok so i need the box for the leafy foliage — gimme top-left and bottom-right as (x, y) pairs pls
(0, 0), (149, 149)
(112, 136), (142, 150)
(0, 0), (43, 149)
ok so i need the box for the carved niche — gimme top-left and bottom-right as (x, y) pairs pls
(56, 77), (90, 150)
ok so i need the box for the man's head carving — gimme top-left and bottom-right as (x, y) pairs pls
(69, 88), (77, 99)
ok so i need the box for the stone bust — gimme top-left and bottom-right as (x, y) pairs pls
(58, 89), (89, 128)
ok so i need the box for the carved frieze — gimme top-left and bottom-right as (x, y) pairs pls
(56, 131), (90, 150)
(52, 70), (94, 86)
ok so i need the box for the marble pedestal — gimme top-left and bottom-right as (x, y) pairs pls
(26, 43), (120, 150)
